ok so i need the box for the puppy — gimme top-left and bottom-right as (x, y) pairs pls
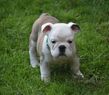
(29, 13), (84, 82)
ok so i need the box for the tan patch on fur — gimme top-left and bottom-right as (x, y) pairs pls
(37, 32), (45, 55)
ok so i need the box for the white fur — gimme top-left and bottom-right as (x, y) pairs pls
(39, 23), (84, 82)
(29, 40), (39, 67)
(29, 16), (84, 82)
(47, 23), (74, 58)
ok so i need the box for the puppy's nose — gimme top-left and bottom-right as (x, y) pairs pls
(59, 45), (66, 53)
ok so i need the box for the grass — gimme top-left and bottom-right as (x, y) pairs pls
(0, 0), (109, 95)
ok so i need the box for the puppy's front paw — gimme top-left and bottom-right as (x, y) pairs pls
(73, 71), (84, 79)
(31, 63), (38, 68)
(30, 61), (39, 68)
(41, 76), (50, 83)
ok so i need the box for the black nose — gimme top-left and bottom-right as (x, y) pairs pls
(59, 45), (66, 53)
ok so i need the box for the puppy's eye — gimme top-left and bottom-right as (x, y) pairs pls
(51, 40), (56, 44)
(67, 40), (72, 44)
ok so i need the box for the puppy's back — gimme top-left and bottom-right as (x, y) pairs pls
(30, 13), (59, 42)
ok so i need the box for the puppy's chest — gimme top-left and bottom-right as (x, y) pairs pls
(50, 57), (73, 65)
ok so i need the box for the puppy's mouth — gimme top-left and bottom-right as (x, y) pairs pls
(52, 53), (67, 60)
(59, 52), (66, 56)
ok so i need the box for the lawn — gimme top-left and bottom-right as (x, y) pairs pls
(0, 0), (109, 95)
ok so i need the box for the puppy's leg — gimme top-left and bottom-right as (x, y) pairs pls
(29, 40), (39, 68)
(40, 54), (51, 83)
(71, 55), (84, 79)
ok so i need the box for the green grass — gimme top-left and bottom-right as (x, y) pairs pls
(0, 0), (109, 95)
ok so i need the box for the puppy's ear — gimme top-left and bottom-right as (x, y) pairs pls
(41, 23), (53, 34)
(68, 22), (80, 32)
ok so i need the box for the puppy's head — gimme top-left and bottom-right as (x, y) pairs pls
(41, 22), (80, 58)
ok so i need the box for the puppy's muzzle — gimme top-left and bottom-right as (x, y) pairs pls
(59, 45), (66, 56)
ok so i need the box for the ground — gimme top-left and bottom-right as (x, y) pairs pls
(0, 0), (109, 95)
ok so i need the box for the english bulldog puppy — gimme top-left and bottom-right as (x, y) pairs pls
(29, 13), (84, 82)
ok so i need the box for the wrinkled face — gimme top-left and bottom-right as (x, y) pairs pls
(48, 24), (74, 58)
(41, 22), (80, 58)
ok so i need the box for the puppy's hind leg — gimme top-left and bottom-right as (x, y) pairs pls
(29, 40), (39, 68)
